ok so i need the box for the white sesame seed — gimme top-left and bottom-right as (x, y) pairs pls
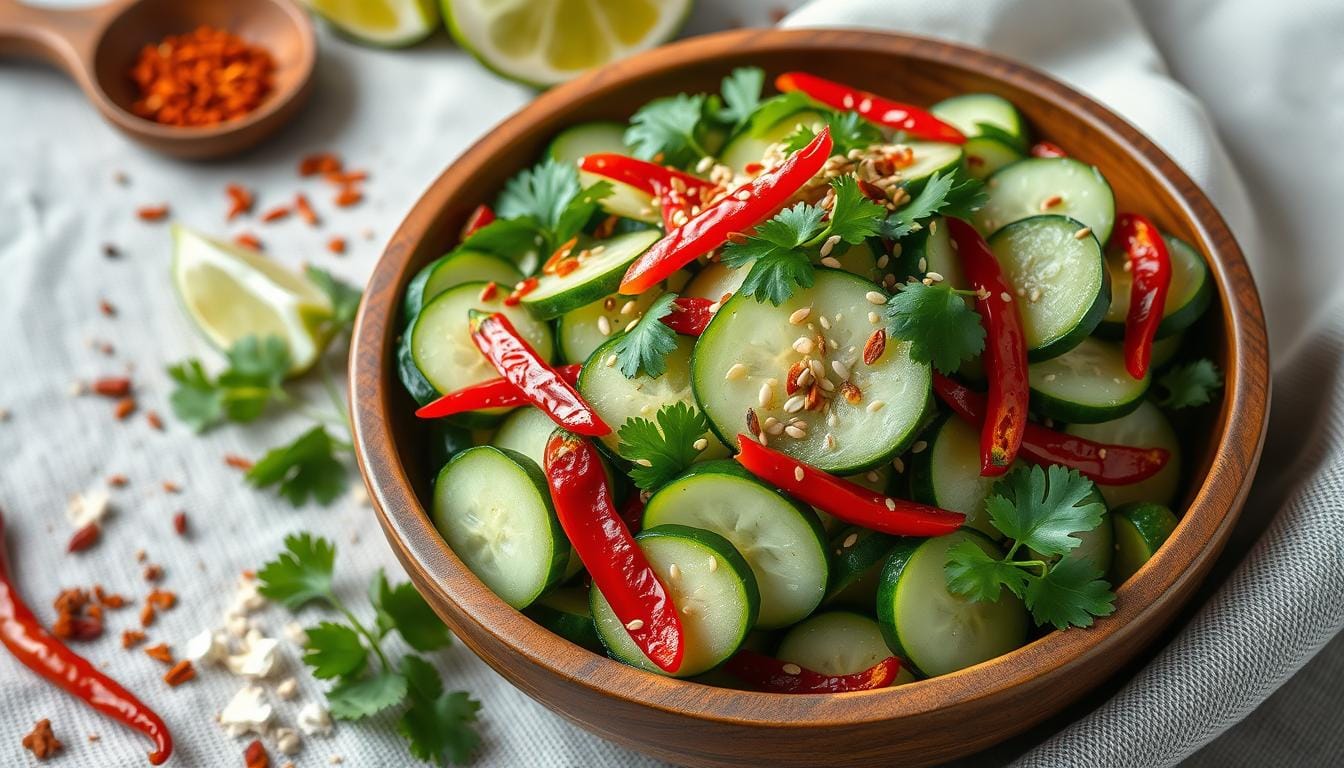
(758, 381), (775, 408)
(831, 360), (850, 379)
(1000, 291), (1012, 302)
(925, 271), (945, 283)
(1074, 227), (1092, 240)
(808, 359), (825, 379)
(867, 400), (886, 413)
(708, 301), (721, 313)
(819, 316), (831, 330)
(819, 234), (842, 258)
(820, 256), (842, 269)
(877, 254), (890, 269)
(1044, 373), (1057, 382)
(788, 307), (811, 325)
(892, 457), (905, 473)
(625, 318), (639, 332)
(605, 354), (617, 367)
(735, 189), (752, 201)
(620, 300), (638, 316)
(783, 396), (806, 413)
(766, 421), (785, 436)
(868, 311), (880, 324)
(918, 257), (927, 272)
(695, 155), (714, 173)
(785, 425), (807, 439)
(693, 438), (708, 451)
(825, 433), (837, 450)
(865, 471), (879, 483)
(797, 366), (814, 387)
(597, 316), (612, 336)
(708, 557), (718, 572)
(858, 97), (872, 112)
(884, 498), (897, 511)
(725, 363), (747, 380)
(1098, 448), (1109, 459)
(669, 563), (682, 579)
(590, 245), (605, 255)
(866, 291), (886, 305)
(818, 377), (835, 392)
(929, 219), (939, 235)
(1029, 288), (1041, 303)
(792, 337), (815, 354)
(842, 94), (855, 109)
(634, 458), (653, 467)
(912, 440), (928, 453)
(625, 619), (645, 631)
(843, 532), (859, 548)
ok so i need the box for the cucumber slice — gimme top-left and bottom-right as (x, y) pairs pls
(558, 290), (661, 365)
(579, 333), (728, 461)
(1110, 502), (1178, 583)
(877, 530), (1028, 678)
(683, 261), (746, 303)
(1150, 333), (1184, 372)
(824, 526), (897, 608)
(424, 421), (475, 474)
(521, 230), (660, 320)
(591, 525), (759, 677)
(1066, 401), (1182, 507)
(899, 216), (965, 288)
(1098, 235), (1213, 339)
(576, 168), (661, 224)
(548, 121), (629, 164)
(987, 215), (1110, 361)
(830, 239), (882, 283)
(976, 158), (1116, 243)
(642, 461), (828, 629)
(524, 586), (602, 651)
(1028, 337), (1149, 423)
(962, 136), (1024, 180)
(931, 93), (1029, 151)
(692, 269), (932, 473)
(719, 109), (828, 172)
(906, 414), (1013, 537)
(401, 250), (522, 323)
(1027, 488), (1112, 575)
(432, 446), (569, 610)
(491, 406), (556, 469)
(776, 611), (893, 677)
(898, 141), (964, 190)
(401, 281), (555, 419)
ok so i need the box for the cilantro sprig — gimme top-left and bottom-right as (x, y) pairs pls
(616, 402), (710, 491)
(259, 533), (480, 765)
(495, 158), (612, 255)
(884, 281), (986, 374)
(945, 465), (1117, 630)
(167, 335), (291, 431)
(612, 292), (680, 379)
(624, 67), (776, 168)
(882, 171), (987, 240)
(783, 110), (883, 157)
(1156, 358), (1222, 410)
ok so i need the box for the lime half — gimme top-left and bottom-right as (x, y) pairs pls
(444, 0), (692, 88)
(306, 0), (440, 47)
(171, 225), (334, 375)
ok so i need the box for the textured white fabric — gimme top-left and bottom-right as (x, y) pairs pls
(1, 0), (1341, 766)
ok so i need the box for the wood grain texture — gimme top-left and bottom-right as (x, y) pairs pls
(349, 29), (1270, 768)
(0, 0), (314, 160)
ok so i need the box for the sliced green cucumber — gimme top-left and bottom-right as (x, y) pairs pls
(524, 586), (602, 651)
(591, 525), (759, 677)
(401, 250), (522, 324)
(824, 526), (897, 608)
(558, 290), (661, 365)
(931, 93), (1029, 151)
(1066, 401), (1182, 508)
(719, 109), (828, 172)
(1027, 488), (1112, 575)
(829, 239), (882, 283)
(962, 136), (1024, 180)
(1028, 337), (1149, 423)
(877, 529), (1028, 677)
(491, 406), (556, 469)
(521, 230), (660, 320)
(776, 611), (893, 676)
(976, 158), (1116, 243)
(402, 281), (554, 419)
(1098, 235), (1213, 339)
(1110, 502), (1178, 583)
(432, 446), (569, 610)
(906, 414), (1012, 537)
(692, 269), (931, 473)
(1150, 334), (1184, 372)
(987, 215), (1110, 361)
(683, 261), (746, 303)
(898, 141), (964, 190)
(548, 121), (629, 164)
(642, 461), (828, 629)
(579, 333), (728, 461)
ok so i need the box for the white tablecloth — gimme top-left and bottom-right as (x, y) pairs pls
(2, 0), (1342, 766)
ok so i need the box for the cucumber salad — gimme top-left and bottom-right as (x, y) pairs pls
(397, 69), (1223, 688)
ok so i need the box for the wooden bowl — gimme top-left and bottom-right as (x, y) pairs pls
(350, 29), (1269, 767)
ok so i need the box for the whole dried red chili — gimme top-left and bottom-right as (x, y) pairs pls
(469, 312), (609, 436)
(544, 432), (683, 673)
(0, 510), (173, 764)
(723, 650), (903, 693)
(415, 364), (582, 420)
(1111, 213), (1172, 379)
(947, 217), (1028, 476)
(775, 72), (965, 144)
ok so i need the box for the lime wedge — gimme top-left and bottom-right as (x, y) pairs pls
(443, 0), (692, 88)
(305, 0), (440, 47)
(171, 225), (334, 375)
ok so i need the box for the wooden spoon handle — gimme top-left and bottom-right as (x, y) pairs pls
(0, 0), (127, 77)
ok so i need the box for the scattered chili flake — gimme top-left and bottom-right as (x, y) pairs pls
(140, 603), (156, 627)
(52, 588), (103, 640)
(172, 511), (188, 536)
(326, 236), (346, 255)
(147, 588), (176, 610)
(129, 26), (274, 128)
(477, 282), (498, 303)
(146, 410), (164, 431)
(226, 184), (254, 220)
(555, 258), (580, 277)
(333, 187), (363, 208)
(856, 179), (888, 203)
(260, 205), (290, 223)
(234, 233), (263, 251)
(135, 549), (147, 563)
(504, 277), (539, 307)
(244, 738), (270, 768)
(224, 454), (254, 470)
(294, 193), (319, 227)
(591, 213), (619, 240)
(785, 361), (806, 396)
(746, 407), (761, 438)
(163, 660), (195, 687)
(136, 205), (170, 222)
(67, 523), (100, 553)
(299, 152), (342, 177)
(99, 299), (118, 317)
(114, 397), (137, 420)
(324, 170), (367, 186)
(162, 481), (181, 494)
(121, 629), (147, 649)
(93, 585), (127, 608)
(22, 719), (61, 760)
(840, 380), (863, 405)
(91, 376), (132, 397)
(102, 243), (121, 259)
(144, 564), (165, 582)
(107, 474), (129, 488)
(144, 643), (174, 664)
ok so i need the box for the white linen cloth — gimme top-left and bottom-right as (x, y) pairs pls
(1, 0), (1341, 765)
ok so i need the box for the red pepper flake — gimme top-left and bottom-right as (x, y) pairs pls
(102, 243), (121, 259)
(555, 258), (580, 277)
(162, 659), (195, 687)
(161, 481), (180, 494)
(224, 454), (254, 470)
(136, 205), (170, 222)
(477, 282), (498, 303)
(135, 549), (147, 563)
(146, 410), (164, 431)
(22, 719), (62, 760)
(67, 524), (100, 553)
(234, 233), (263, 251)
(244, 738), (269, 768)
(542, 237), (579, 275)
(93, 585), (127, 608)
(324, 170), (368, 185)
(294, 193), (319, 227)
(226, 184), (254, 221)
(785, 361), (806, 396)
(92, 376), (132, 397)
(745, 407), (761, 438)
(334, 187), (363, 208)
(744, 162), (765, 175)
(260, 205), (290, 223)
(139, 603), (156, 627)
(147, 588), (176, 610)
(99, 299), (117, 317)
(592, 213), (619, 239)
(299, 152), (342, 177)
(143, 564), (164, 583)
(143, 643), (174, 664)
(856, 179), (888, 203)
(107, 474), (129, 488)
(840, 380), (863, 405)
(804, 385), (824, 411)
(129, 26), (274, 127)
(114, 397), (137, 420)
(503, 277), (538, 307)
(863, 328), (886, 365)
(326, 236), (347, 255)
(121, 629), (146, 649)
(172, 511), (188, 536)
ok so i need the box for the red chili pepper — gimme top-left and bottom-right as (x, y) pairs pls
(619, 128), (833, 295)
(0, 510), (172, 764)
(1029, 141), (1068, 158)
(946, 217), (1028, 476)
(415, 364), (583, 419)
(579, 154), (719, 228)
(544, 432), (683, 673)
(618, 493), (645, 535)
(932, 373), (1170, 485)
(469, 312), (609, 436)
(775, 72), (965, 144)
(734, 435), (963, 536)
(723, 650), (903, 693)
(1111, 213), (1173, 379)
(460, 203), (495, 239)
(661, 296), (716, 336)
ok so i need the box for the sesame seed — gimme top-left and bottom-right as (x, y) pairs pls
(867, 400), (886, 413)
(634, 458), (653, 467)
(1000, 291), (1012, 302)
(842, 94), (855, 109)
(735, 189), (752, 201)
(792, 337), (815, 354)
(782, 663), (802, 675)
(926, 271), (945, 283)
(818, 377), (835, 392)
(884, 498), (896, 511)
(929, 219), (939, 235)
(783, 396), (806, 413)
(912, 440), (928, 453)
(669, 564), (682, 580)
(625, 318), (639, 332)
(868, 311), (880, 324)
(1029, 288), (1041, 303)
(1074, 227), (1092, 240)
(797, 366), (814, 387)
(808, 359), (825, 379)
(825, 433), (837, 450)
(708, 557), (718, 572)
(892, 457), (905, 473)
(918, 257), (927, 272)
(708, 301), (721, 313)
(865, 471), (879, 483)
(725, 363), (747, 380)
(820, 256), (843, 268)
(693, 438), (708, 451)
(788, 307), (811, 325)
(1098, 448), (1109, 459)
(605, 355), (617, 367)
(597, 316), (612, 336)
(1044, 373), (1057, 382)
(620, 300), (638, 315)
(858, 97), (872, 112)
(831, 360), (850, 379)
(766, 421), (785, 436)
(865, 291), (886, 305)
(591, 245), (605, 255)
(695, 156), (714, 173)
(625, 619), (645, 631)
(758, 381), (775, 408)
(819, 234), (842, 257)
(819, 316), (831, 330)
(1122, 260), (1133, 273)
(785, 425), (807, 439)
(843, 533), (859, 548)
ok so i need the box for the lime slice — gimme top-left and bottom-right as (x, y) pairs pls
(305, 0), (440, 47)
(443, 0), (692, 88)
(171, 225), (334, 375)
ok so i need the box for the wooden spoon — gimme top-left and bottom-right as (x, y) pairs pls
(0, 0), (316, 160)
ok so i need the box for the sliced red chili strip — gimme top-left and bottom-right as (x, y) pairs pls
(1111, 213), (1173, 379)
(734, 435), (963, 536)
(414, 364), (582, 419)
(579, 153), (721, 232)
(460, 203), (495, 239)
(660, 296), (715, 336)
(544, 432), (683, 673)
(723, 650), (903, 693)
(775, 71), (965, 144)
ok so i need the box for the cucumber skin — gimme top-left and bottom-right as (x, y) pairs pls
(397, 325), (505, 429)
(962, 136), (1023, 180)
(1109, 502), (1178, 584)
(523, 264), (626, 321)
(546, 121), (629, 163)
(931, 93), (1028, 151)
(823, 526), (897, 607)
(401, 251), (520, 326)
(1028, 376), (1149, 425)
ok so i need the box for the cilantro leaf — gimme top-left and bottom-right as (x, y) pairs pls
(882, 172), (987, 239)
(987, 465), (1105, 558)
(496, 158), (581, 231)
(945, 540), (1031, 602)
(554, 179), (612, 246)
(245, 426), (347, 506)
(305, 266), (362, 337)
(784, 110), (882, 156)
(327, 670), (409, 720)
(884, 282), (986, 374)
(826, 176), (887, 244)
(612, 292), (680, 379)
(166, 360), (225, 431)
(616, 402), (710, 491)
(716, 67), (765, 131)
(167, 335), (292, 431)
(740, 93), (814, 138)
(739, 251), (817, 306)
(625, 93), (710, 168)
(1156, 359), (1222, 410)
(303, 622), (368, 680)
(1025, 556), (1116, 630)
(460, 217), (543, 263)
(721, 202), (826, 305)
(257, 532), (336, 609)
(398, 655), (482, 766)
(372, 572), (453, 652)
(493, 159), (610, 253)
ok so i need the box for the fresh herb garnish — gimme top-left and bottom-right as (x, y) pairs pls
(882, 171), (987, 239)
(616, 402), (710, 491)
(495, 158), (612, 253)
(167, 335), (291, 431)
(305, 266), (362, 338)
(625, 93), (713, 168)
(244, 425), (348, 506)
(739, 92), (814, 137)
(715, 67), (765, 132)
(944, 465), (1116, 629)
(825, 175), (888, 243)
(1156, 359), (1222, 409)
(784, 110), (883, 157)
(884, 281), (986, 374)
(611, 292), (680, 379)
(258, 533), (480, 765)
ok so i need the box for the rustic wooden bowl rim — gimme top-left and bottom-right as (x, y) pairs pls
(351, 28), (1268, 729)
